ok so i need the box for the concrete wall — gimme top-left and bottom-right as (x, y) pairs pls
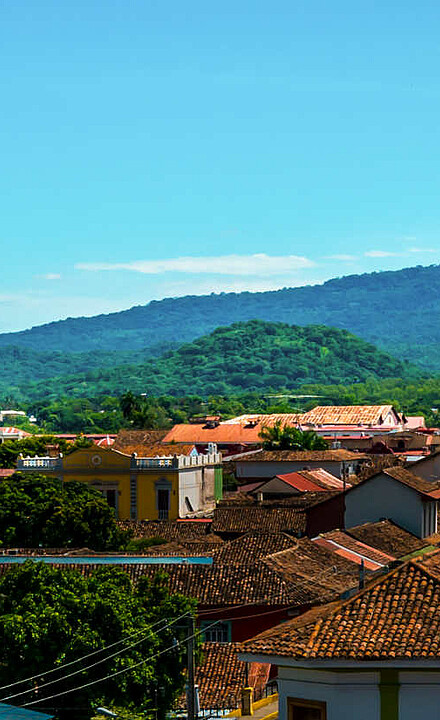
(399, 672), (440, 719)
(411, 454), (440, 482)
(178, 469), (201, 516)
(345, 473), (425, 538)
(278, 666), (380, 720)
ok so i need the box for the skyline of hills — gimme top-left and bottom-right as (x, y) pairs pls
(1, 263), (440, 371)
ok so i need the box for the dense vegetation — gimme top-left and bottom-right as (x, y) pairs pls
(1, 321), (418, 401)
(0, 561), (193, 719)
(6, 370), (440, 433)
(1, 263), (440, 369)
(260, 424), (328, 451)
(0, 474), (129, 549)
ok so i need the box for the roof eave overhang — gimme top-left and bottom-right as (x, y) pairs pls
(238, 653), (440, 669)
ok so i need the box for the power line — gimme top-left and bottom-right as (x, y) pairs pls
(0, 609), (191, 694)
(21, 620), (220, 710)
(0, 610), (191, 704)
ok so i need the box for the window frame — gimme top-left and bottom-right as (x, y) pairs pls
(287, 697), (327, 720)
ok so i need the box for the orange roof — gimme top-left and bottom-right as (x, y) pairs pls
(242, 560), (440, 660)
(163, 423), (264, 445)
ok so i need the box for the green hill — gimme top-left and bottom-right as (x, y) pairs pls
(0, 263), (439, 370)
(14, 321), (418, 401)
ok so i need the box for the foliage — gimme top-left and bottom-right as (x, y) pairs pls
(0, 561), (194, 719)
(259, 422), (328, 450)
(0, 263), (439, 370)
(0, 435), (93, 469)
(0, 473), (130, 549)
(1, 321), (419, 401)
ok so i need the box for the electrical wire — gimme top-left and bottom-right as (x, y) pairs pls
(0, 608), (191, 694)
(21, 619), (220, 710)
(0, 609), (192, 704)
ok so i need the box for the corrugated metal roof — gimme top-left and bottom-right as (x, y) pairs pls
(301, 405), (399, 426)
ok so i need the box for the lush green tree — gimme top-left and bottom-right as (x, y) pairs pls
(0, 562), (194, 719)
(0, 474), (130, 549)
(259, 422), (328, 450)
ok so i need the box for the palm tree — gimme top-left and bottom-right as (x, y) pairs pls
(259, 421), (328, 451)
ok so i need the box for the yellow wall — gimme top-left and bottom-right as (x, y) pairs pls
(59, 446), (179, 520)
(136, 470), (179, 520)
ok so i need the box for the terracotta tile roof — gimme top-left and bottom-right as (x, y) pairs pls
(211, 506), (307, 535)
(113, 429), (168, 450)
(118, 441), (196, 457)
(0, 469), (16, 477)
(261, 538), (360, 603)
(176, 643), (270, 710)
(242, 560), (440, 660)
(346, 520), (428, 558)
(117, 520), (213, 541)
(212, 532), (297, 564)
(312, 530), (395, 570)
(237, 449), (365, 462)
(300, 405), (399, 427)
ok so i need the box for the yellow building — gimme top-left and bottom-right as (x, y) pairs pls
(17, 445), (223, 520)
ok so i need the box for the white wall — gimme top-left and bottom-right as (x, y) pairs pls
(178, 469), (201, 517)
(278, 667), (380, 720)
(400, 672), (440, 720)
(345, 473), (425, 537)
(178, 467), (216, 516)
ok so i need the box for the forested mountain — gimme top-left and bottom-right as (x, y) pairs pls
(1, 263), (439, 370)
(11, 321), (418, 401)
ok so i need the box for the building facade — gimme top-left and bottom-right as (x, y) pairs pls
(17, 445), (223, 520)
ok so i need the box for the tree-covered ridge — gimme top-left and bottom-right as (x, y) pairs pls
(1, 263), (440, 370)
(11, 321), (418, 401)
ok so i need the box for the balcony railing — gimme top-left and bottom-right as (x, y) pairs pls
(17, 456), (61, 469)
(132, 453), (221, 469)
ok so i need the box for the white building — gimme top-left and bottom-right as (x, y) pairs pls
(240, 558), (440, 720)
(344, 466), (440, 538)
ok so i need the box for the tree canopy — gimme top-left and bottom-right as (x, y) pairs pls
(0, 263), (439, 371)
(2, 321), (419, 401)
(259, 423), (328, 451)
(0, 561), (194, 719)
(0, 474), (129, 549)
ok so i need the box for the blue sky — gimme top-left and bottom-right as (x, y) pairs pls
(2, 0), (440, 332)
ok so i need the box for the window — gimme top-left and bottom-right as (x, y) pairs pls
(157, 489), (169, 520)
(288, 698), (326, 720)
(201, 621), (231, 643)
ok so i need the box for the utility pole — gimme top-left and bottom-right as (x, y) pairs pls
(187, 615), (197, 720)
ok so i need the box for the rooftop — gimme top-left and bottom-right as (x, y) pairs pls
(312, 529), (395, 570)
(348, 465), (440, 499)
(346, 520), (429, 558)
(300, 404), (400, 427)
(211, 506), (307, 535)
(242, 560), (440, 661)
(176, 642), (270, 710)
(237, 449), (364, 462)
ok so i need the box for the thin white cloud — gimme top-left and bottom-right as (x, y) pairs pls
(408, 246), (437, 253)
(40, 273), (62, 280)
(76, 253), (315, 276)
(364, 250), (400, 258)
(326, 254), (357, 261)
